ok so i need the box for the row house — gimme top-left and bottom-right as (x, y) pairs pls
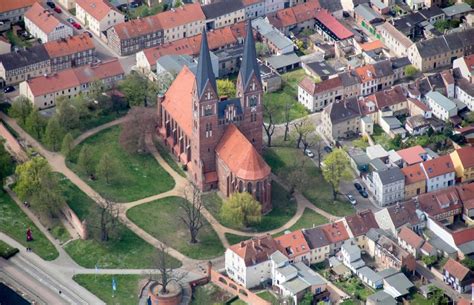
(301, 227), (331, 264)
(397, 226), (425, 258)
(158, 3), (206, 43)
(24, 2), (73, 42)
(275, 230), (311, 264)
(401, 164), (427, 200)
(75, 0), (125, 37)
(252, 18), (294, 55)
(343, 210), (379, 247)
(202, 0), (245, 30)
(374, 235), (416, 273)
(376, 22), (413, 58)
(298, 76), (343, 112)
(417, 186), (462, 225)
(453, 54), (474, 84)
(425, 91), (457, 121)
(443, 258), (474, 293)
(455, 78), (474, 111)
(451, 146), (474, 184)
(319, 221), (350, 255)
(266, 1), (321, 36)
(0, 0), (36, 22)
(263, 0), (286, 15)
(407, 27), (474, 72)
(321, 97), (361, 142)
(374, 200), (426, 236)
(44, 34), (95, 72)
(19, 59), (124, 109)
(242, 0), (265, 19)
(420, 154), (456, 193)
(372, 167), (405, 207)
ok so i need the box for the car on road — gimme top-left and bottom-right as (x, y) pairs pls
(324, 146), (332, 153)
(72, 22), (82, 30)
(346, 194), (357, 205)
(304, 149), (314, 158)
(66, 17), (74, 23)
(3, 86), (15, 93)
(359, 189), (368, 198)
(84, 31), (93, 38)
(354, 182), (362, 191)
(46, 1), (56, 8)
(53, 7), (62, 13)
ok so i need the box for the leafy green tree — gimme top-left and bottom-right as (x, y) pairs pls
(217, 79), (236, 98)
(78, 144), (95, 177)
(87, 80), (103, 101)
(44, 117), (65, 151)
(462, 257), (474, 270)
(429, 286), (448, 305)
(322, 149), (352, 200)
(61, 133), (74, 158)
(390, 134), (402, 149)
(25, 108), (46, 139)
(256, 42), (270, 57)
(220, 192), (261, 228)
(96, 153), (118, 184)
(0, 141), (14, 185)
(299, 292), (313, 305)
(119, 72), (159, 107)
(56, 98), (79, 131)
(421, 255), (438, 267)
(9, 96), (32, 125)
(71, 95), (92, 120)
(404, 65), (419, 78)
(291, 116), (315, 149)
(191, 287), (212, 305)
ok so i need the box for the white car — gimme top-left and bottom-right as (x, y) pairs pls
(304, 149), (314, 158)
(347, 194), (357, 205)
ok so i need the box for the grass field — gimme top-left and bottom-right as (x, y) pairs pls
(274, 208), (328, 237)
(154, 137), (186, 177)
(68, 126), (174, 202)
(127, 196), (224, 259)
(225, 233), (251, 246)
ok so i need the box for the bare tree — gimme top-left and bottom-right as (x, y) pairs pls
(284, 101), (291, 141)
(291, 116), (315, 149)
(179, 184), (204, 244)
(89, 197), (120, 242)
(150, 244), (187, 294)
(284, 157), (308, 195)
(314, 136), (324, 169)
(119, 107), (157, 154)
(263, 100), (277, 147)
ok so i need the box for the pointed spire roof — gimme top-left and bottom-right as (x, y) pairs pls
(240, 21), (261, 90)
(196, 28), (216, 98)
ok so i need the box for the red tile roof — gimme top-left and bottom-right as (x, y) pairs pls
(229, 234), (284, 266)
(275, 230), (311, 259)
(112, 15), (162, 40)
(241, 0), (262, 6)
(463, 54), (474, 74)
(408, 98), (430, 112)
(299, 76), (342, 95)
(43, 34), (94, 58)
(155, 3), (205, 30)
(417, 186), (462, 218)
(25, 2), (62, 34)
(372, 86), (406, 109)
(76, 0), (118, 21)
(453, 146), (474, 169)
(293, 1), (321, 23)
(421, 241), (434, 254)
(267, 1), (320, 28)
(458, 299), (474, 305)
(386, 200), (421, 228)
(0, 0), (37, 13)
(397, 145), (426, 166)
(398, 226), (424, 249)
(161, 66), (194, 136)
(401, 164), (426, 184)
(444, 258), (471, 280)
(452, 227), (474, 246)
(315, 9), (353, 40)
(421, 155), (455, 178)
(344, 210), (378, 237)
(216, 124), (271, 181)
(355, 64), (376, 83)
(360, 40), (384, 51)
(320, 221), (349, 244)
(456, 183), (474, 210)
(73, 59), (124, 84)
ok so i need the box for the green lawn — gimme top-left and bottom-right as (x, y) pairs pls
(73, 274), (143, 305)
(127, 196), (224, 259)
(274, 208), (328, 237)
(335, 277), (374, 301)
(0, 191), (58, 260)
(6, 30), (32, 48)
(0, 240), (19, 259)
(191, 283), (233, 305)
(264, 146), (355, 217)
(154, 137), (186, 177)
(202, 181), (297, 232)
(225, 233), (251, 246)
(67, 126), (175, 202)
(256, 291), (279, 304)
(409, 293), (432, 305)
(56, 173), (95, 221)
(230, 299), (247, 305)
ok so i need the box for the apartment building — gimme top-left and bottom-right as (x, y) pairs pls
(202, 0), (245, 30)
(44, 34), (95, 72)
(24, 2), (73, 42)
(298, 76), (343, 112)
(157, 3), (206, 43)
(426, 91), (457, 121)
(242, 0), (264, 19)
(20, 59), (124, 109)
(76, 0), (125, 37)
(401, 164), (426, 200)
(376, 22), (413, 57)
(450, 146), (474, 183)
(0, 0), (37, 22)
(0, 45), (51, 85)
(321, 97), (361, 142)
(372, 167), (405, 206)
(420, 155), (456, 192)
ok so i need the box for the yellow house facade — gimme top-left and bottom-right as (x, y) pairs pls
(451, 147), (474, 183)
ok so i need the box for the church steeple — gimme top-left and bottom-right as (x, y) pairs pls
(239, 21), (261, 91)
(195, 28), (217, 99)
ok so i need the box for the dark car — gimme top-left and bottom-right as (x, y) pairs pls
(359, 189), (368, 198)
(84, 31), (93, 38)
(3, 86), (15, 93)
(46, 1), (56, 8)
(354, 182), (362, 191)
(54, 7), (62, 13)
(66, 17), (74, 23)
(324, 146), (332, 154)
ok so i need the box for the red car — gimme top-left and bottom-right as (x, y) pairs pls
(53, 7), (62, 13)
(72, 22), (82, 30)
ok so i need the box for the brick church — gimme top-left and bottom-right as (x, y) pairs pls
(157, 23), (272, 212)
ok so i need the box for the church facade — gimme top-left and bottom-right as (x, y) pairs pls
(157, 23), (272, 212)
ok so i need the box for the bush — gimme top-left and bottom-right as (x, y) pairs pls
(0, 241), (19, 259)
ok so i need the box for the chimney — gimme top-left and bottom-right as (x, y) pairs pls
(240, 241), (245, 248)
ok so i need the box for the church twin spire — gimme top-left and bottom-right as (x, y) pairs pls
(195, 28), (217, 99)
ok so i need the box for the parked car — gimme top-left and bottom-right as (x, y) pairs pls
(72, 22), (82, 30)
(347, 194), (357, 205)
(53, 7), (62, 13)
(3, 86), (15, 93)
(354, 182), (362, 191)
(304, 149), (314, 158)
(324, 146), (332, 153)
(129, 2), (139, 8)
(46, 1), (56, 8)
(84, 31), (93, 38)
(66, 17), (74, 23)
(359, 189), (368, 198)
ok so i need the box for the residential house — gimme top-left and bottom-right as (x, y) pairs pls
(419, 6), (445, 24)
(225, 234), (284, 288)
(24, 2), (73, 42)
(370, 0), (392, 15)
(318, 0), (344, 19)
(367, 291), (397, 305)
(392, 12), (425, 40)
(420, 155), (456, 192)
(455, 79), (474, 111)
(319, 221), (350, 254)
(355, 64), (378, 96)
(376, 22), (413, 58)
(407, 28), (474, 72)
(396, 145), (429, 167)
(397, 226), (425, 258)
(405, 0), (424, 11)
(372, 167), (405, 206)
(339, 70), (362, 98)
(382, 272), (414, 299)
(354, 3), (384, 34)
(252, 18), (294, 55)
(458, 183), (474, 224)
(401, 164), (427, 200)
(313, 9), (354, 42)
(302, 227), (331, 264)
(357, 266), (383, 289)
(57, 0), (75, 10)
(19, 59), (125, 109)
(158, 3), (206, 43)
(0, 45), (51, 85)
(418, 186), (462, 224)
(375, 235), (416, 273)
(371, 86), (408, 116)
(298, 76), (343, 112)
(426, 91), (457, 121)
(202, 0), (245, 30)
(266, 1), (321, 36)
(275, 230), (311, 264)
(321, 98), (361, 142)
(44, 34), (95, 72)
(450, 146), (474, 183)
(453, 54), (474, 84)
(442, 3), (472, 21)
(443, 258), (474, 293)
(341, 240), (366, 273)
(263, 0), (286, 15)
(374, 200), (426, 236)
(75, 0), (125, 37)
(343, 210), (379, 247)
(407, 98), (432, 118)
(0, 0), (37, 22)
(242, 0), (265, 19)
